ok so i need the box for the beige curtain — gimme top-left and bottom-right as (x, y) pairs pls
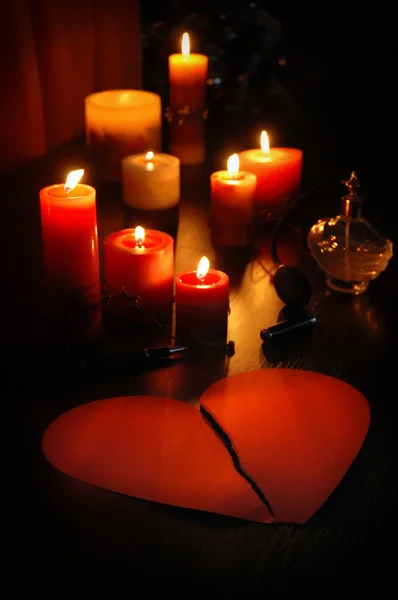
(0, 0), (142, 173)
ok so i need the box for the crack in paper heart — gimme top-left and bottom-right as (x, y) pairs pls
(200, 404), (276, 522)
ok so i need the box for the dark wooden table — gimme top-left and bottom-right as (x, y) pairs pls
(3, 20), (398, 595)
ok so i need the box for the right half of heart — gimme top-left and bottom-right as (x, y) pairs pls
(199, 369), (370, 524)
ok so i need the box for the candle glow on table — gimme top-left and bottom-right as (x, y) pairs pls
(39, 169), (100, 312)
(85, 90), (162, 181)
(239, 130), (303, 217)
(122, 151), (180, 210)
(103, 226), (174, 322)
(210, 153), (257, 246)
(175, 256), (230, 341)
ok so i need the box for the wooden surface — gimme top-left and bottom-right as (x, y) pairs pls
(3, 15), (398, 596)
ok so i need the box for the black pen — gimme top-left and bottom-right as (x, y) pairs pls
(260, 316), (316, 341)
(77, 346), (188, 373)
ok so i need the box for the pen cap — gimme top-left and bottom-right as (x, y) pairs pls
(260, 316), (316, 341)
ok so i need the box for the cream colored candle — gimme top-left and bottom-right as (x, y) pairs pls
(122, 151), (180, 210)
(210, 154), (257, 247)
(85, 90), (162, 181)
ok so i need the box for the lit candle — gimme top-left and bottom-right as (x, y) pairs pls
(39, 169), (100, 312)
(168, 33), (208, 165)
(239, 131), (303, 218)
(175, 256), (229, 341)
(122, 151), (180, 210)
(168, 33), (208, 111)
(103, 226), (174, 322)
(85, 90), (162, 181)
(210, 153), (257, 247)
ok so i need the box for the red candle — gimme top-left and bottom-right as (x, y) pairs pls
(39, 170), (100, 312)
(169, 116), (205, 165)
(211, 153), (257, 247)
(175, 256), (229, 342)
(169, 33), (208, 111)
(103, 227), (174, 321)
(239, 131), (302, 218)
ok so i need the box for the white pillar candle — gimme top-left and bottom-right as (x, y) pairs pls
(122, 152), (180, 210)
(85, 90), (162, 181)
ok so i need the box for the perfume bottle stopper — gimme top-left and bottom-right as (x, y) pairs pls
(341, 171), (362, 218)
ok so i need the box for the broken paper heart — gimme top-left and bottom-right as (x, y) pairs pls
(42, 369), (370, 524)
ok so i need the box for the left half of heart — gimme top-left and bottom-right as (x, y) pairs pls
(42, 395), (273, 523)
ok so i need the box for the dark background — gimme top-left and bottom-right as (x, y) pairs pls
(3, 2), (398, 597)
(141, 0), (398, 234)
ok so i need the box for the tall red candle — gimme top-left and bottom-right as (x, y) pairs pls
(168, 32), (208, 165)
(103, 227), (174, 321)
(39, 170), (100, 312)
(239, 131), (302, 218)
(169, 33), (208, 111)
(175, 256), (229, 342)
(169, 117), (205, 165)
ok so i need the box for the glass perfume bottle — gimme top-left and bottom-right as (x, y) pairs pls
(308, 171), (393, 294)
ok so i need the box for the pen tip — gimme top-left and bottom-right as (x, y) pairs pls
(169, 346), (189, 355)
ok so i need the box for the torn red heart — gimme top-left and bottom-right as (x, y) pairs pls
(42, 370), (370, 524)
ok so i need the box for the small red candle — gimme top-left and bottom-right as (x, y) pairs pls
(103, 227), (174, 321)
(175, 256), (229, 341)
(169, 33), (208, 111)
(211, 153), (257, 247)
(239, 131), (303, 218)
(39, 169), (100, 312)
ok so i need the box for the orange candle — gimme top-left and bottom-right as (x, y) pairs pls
(175, 256), (229, 342)
(103, 226), (174, 322)
(239, 131), (303, 218)
(210, 154), (257, 247)
(168, 33), (208, 111)
(40, 169), (100, 313)
(169, 117), (205, 166)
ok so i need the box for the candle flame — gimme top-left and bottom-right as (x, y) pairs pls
(196, 256), (210, 281)
(227, 153), (239, 177)
(134, 226), (145, 246)
(182, 32), (190, 56)
(146, 151), (154, 161)
(64, 169), (84, 194)
(260, 130), (270, 154)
